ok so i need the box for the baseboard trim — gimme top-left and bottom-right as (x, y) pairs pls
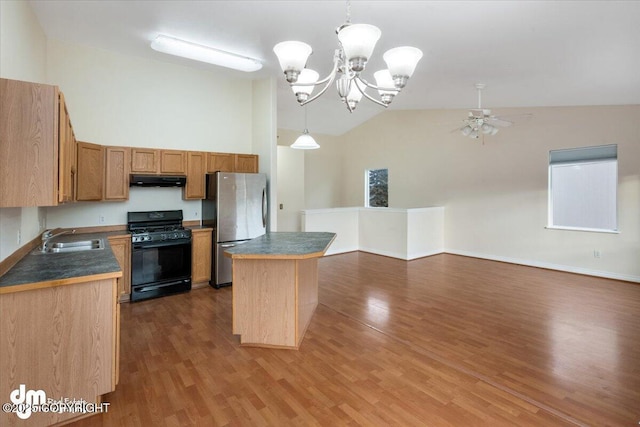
(445, 249), (640, 283)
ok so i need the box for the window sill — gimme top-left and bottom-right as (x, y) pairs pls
(545, 226), (620, 234)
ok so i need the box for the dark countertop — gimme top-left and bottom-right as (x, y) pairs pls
(224, 232), (336, 260)
(0, 232), (123, 292)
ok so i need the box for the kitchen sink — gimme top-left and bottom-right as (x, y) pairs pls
(32, 239), (105, 254)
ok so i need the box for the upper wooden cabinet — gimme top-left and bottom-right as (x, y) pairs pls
(130, 148), (159, 173)
(160, 150), (186, 174)
(76, 141), (104, 201)
(58, 92), (77, 203)
(0, 78), (76, 207)
(207, 153), (234, 173)
(130, 148), (186, 175)
(235, 154), (259, 173)
(104, 146), (130, 201)
(184, 151), (206, 200)
(207, 153), (259, 174)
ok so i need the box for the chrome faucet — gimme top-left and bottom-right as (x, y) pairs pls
(40, 229), (75, 252)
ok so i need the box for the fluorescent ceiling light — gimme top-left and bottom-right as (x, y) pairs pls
(150, 35), (262, 72)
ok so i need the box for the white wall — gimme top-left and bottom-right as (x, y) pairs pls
(0, 0), (48, 262)
(302, 208), (359, 255)
(302, 207), (445, 259)
(46, 39), (253, 152)
(320, 105), (640, 281)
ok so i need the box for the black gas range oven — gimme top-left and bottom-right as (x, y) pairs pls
(127, 210), (192, 302)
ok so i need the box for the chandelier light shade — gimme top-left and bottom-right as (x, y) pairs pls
(273, 41), (313, 82)
(291, 69), (320, 103)
(273, 1), (422, 113)
(373, 70), (396, 104)
(383, 47), (423, 88)
(150, 35), (262, 72)
(336, 24), (381, 71)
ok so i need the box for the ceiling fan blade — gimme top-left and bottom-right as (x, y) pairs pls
(487, 117), (513, 127)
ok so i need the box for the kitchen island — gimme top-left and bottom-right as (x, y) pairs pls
(225, 232), (336, 349)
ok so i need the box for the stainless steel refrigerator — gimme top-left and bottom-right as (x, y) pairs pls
(202, 172), (267, 288)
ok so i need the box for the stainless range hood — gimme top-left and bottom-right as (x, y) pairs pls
(129, 175), (187, 187)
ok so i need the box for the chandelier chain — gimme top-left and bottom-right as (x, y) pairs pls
(346, 0), (351, 23)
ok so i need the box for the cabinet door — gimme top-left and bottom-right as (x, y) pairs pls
(184, 151), (206, 200)
(235, 154), (259, 173)
(104, 146), (130, 200)
(130, 148), (159, 173)
(160, 150), (186, 174)
(191, 228), (212, 283)
(58, 92), (77, 203)
(0, 79), (58, 207)
(76, 141), (104, 201)
(108, 235), (131, 301)
(207, 153), (234, 173)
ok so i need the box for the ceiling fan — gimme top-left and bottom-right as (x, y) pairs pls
(458, 83), (513, 140)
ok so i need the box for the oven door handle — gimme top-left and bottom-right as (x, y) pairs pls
(135, 280), (189, 293)
(132, 239), (191, 250)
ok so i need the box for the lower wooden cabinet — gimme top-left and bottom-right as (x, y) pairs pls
(108, 235), (131, 301)
(191, 228), (212, 284)
(0, 278), (119, 426)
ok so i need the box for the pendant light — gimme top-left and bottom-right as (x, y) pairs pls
(291, 106), (319, 150)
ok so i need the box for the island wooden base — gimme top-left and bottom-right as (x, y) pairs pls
(232, 258), (318, 349)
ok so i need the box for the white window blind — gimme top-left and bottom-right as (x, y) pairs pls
(548, 145), (618, 232)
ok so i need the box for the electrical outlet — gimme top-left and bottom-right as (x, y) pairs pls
(99, 215), (105, 224)
(17, 229), (21, 245)
(593, 250), (601, 259)
(194, 211), (198, 217)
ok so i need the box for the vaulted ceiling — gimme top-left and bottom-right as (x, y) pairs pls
(29, 0), (640, 135)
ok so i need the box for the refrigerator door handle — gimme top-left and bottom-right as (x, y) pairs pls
(261, 188), (267, 228)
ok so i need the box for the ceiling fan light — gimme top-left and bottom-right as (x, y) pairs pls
(150, 35), (262, 72)
(273, 41), (313, 81)
(291, 130), (320, 150)
(383, 46), (423, 86)
(469, 129), (479, 139)
(490, 127), (499, 136)
(461, 125), (473, 136)
(337, 24), (381, 71)
(291, 68), (319, 102)
(481, 123), (493, 134)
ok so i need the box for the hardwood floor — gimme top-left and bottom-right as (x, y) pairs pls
(70, 253), (640, 426)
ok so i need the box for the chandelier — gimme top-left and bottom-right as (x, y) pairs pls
(273, 2), (423, 113)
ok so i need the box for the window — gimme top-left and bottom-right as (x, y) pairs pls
(548, 145), (617, 232)
(366, 168), (388, 207)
